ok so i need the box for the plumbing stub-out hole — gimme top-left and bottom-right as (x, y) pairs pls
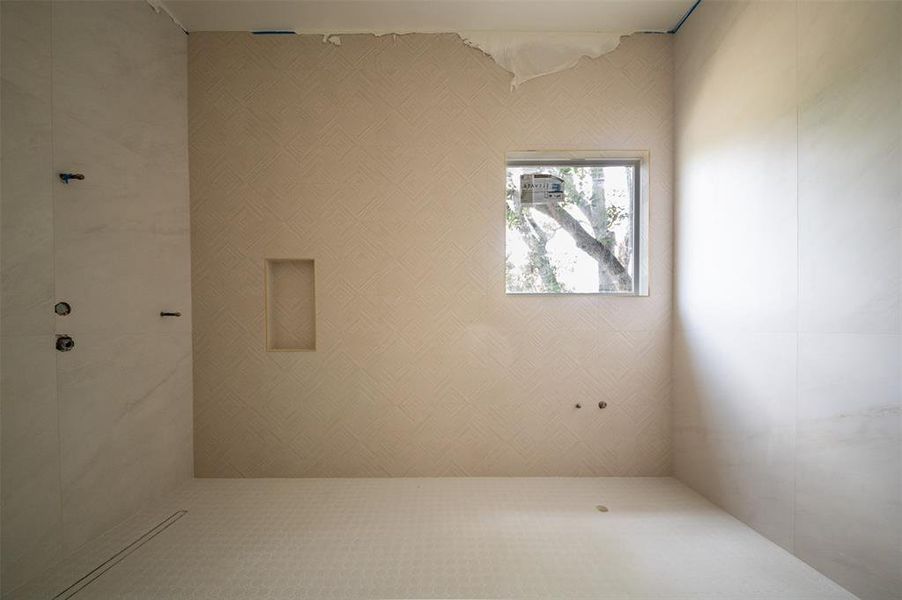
(596, 505), (609, 512)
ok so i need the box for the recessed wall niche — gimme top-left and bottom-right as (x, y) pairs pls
(265, 259), (316, 351)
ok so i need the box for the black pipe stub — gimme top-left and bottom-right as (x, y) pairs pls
(56, 335), (75, 352)
(598, 401), (608, 409)
(59, 173), (85, 184)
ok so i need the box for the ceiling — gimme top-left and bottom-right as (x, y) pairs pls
(159, 0), (697, 34)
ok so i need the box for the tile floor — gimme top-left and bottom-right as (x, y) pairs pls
(8, 478), (856, 599)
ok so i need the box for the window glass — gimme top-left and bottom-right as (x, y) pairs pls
(506, 161), (639, 294)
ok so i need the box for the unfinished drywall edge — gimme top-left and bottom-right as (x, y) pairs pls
(145, 0), (188, 33)
(320, 31), (628, 87)
(456, 31), (625, 87)
(154, 0), (631, 81)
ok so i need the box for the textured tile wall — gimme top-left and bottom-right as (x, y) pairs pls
(673, 2), (902, 599)
(189, 32), (674, 477)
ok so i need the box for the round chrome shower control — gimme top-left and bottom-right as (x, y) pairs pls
(55, 301), (72, 316)
(56, 335), (75, 352)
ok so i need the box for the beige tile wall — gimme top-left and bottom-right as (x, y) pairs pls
(673, 2), (902, 599)
(190, 32), (674, 477)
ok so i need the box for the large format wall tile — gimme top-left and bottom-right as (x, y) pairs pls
(797, 1), (902, 336)
(675, 2), (902, 599)
(796, 333), (901, 599)
(50, 0), (193, 556)
(0, 335), (62, 591)
(52, 1), (190, 337)
(794, 3), (902, 598)
(673, 328), (797, 549)
(0, 1), (53, 337)
(57, 333), (193, 551)
(673, 0), (799, 552)
(190, 32), (675, 477)
(0, 2), (60, 593)
(1, 2), (191, 594)
(674, 0), (798, 335)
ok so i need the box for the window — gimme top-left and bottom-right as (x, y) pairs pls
(505, 153), (647, 295)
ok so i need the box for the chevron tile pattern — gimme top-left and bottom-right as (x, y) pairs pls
(189, 32), (674, 477)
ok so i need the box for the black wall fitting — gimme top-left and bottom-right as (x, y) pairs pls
(55, 302), (71, 316)
(59, 173), (85, 184)
(56, 335), (75, 352)
(160, 311), (182, 317)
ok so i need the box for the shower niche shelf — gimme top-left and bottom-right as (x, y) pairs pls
(265, 258), (316, 351)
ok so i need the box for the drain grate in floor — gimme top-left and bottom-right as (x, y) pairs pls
(52, 510), (188, 600)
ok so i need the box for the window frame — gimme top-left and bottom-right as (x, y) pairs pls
(505, 155), (645, 296)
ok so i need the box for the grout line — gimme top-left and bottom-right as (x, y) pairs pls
(49, 0), (66, 553)
(793, 0), (800, 552)
(51, 511), (188, 600)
